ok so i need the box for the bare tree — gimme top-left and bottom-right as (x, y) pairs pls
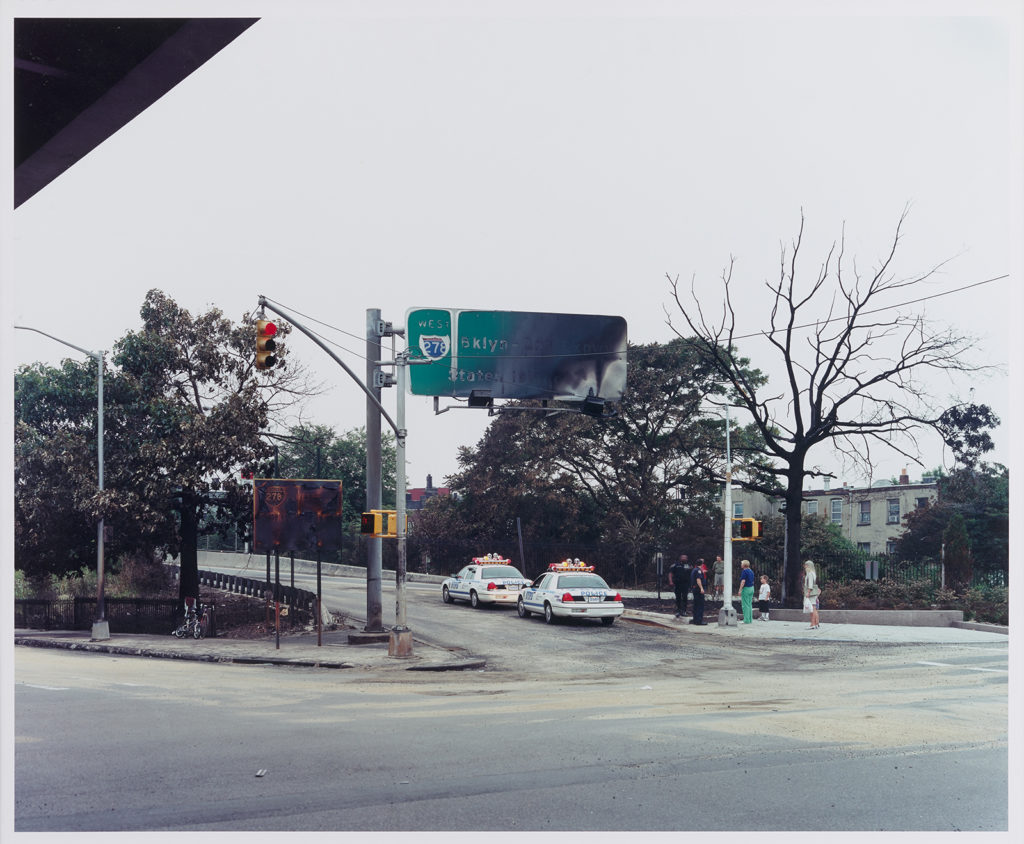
(667, 209), (998, 602)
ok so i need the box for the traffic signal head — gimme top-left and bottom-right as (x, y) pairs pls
(255, 319), (278, 370)
(361, 511), (383, 535)
(733, 518), (762, 540)
(361, 510), (400, 537)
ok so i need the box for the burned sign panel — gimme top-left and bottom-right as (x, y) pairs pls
(253, 479), (344, 553)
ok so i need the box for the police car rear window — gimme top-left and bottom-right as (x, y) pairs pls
(481, 566), (522, 578)
(556, 575), (608, 589)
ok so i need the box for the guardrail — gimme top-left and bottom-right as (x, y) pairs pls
(165, 562), (319, 618)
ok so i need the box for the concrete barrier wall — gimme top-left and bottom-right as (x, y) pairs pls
(187, 550), (448, 586)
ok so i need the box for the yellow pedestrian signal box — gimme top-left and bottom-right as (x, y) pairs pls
(733, 518), (762, 541)
(361, 511), (383, 535)
(360, 510), (401, 537)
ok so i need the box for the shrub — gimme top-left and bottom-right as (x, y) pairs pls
(15, 555), (174, 600)
(819, 577), (1007, 625)
(961, 584), (1008, 626)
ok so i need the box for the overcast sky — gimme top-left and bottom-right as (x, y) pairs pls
(4, 0), (1021, 492)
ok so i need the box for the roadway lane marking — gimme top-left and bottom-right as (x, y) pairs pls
(916, 661), (1007, 673)
(20, 683), (69, 690)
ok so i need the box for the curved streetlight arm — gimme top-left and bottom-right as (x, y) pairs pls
(257, 296), (399, 436)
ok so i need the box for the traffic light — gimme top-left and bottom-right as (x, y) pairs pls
(734, 518), (762, 540)
(255, 319), (278, 370)
(361, 510), (400, 537)
(361, 511), (383, 535)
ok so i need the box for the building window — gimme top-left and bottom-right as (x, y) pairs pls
(733, 502), (744, 518)
(887, 499), (900, 524)
(830, 499), (843, 524)
(886, 540), (898, 555)
(857, 542), (872, 554)
(806, 500), (818, 516)
(858, 500), (871, 525)
(916, 497), (929, 509)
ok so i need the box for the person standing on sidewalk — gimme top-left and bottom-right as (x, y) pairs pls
(803, 560), (821, 629)
(737, 559), (755, 624)
(689, 562), (707, 625)
(667, 555), (690, 618)
(712, 555), (725, 599)
(757, 575), (771, 621)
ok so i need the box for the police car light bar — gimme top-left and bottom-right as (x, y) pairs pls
(548, 558), (595, 572)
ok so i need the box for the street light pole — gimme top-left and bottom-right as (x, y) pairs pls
(719, 403), (737, 627)
(14, 325), (109, 640)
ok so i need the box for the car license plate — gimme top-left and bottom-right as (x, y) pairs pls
(586, 595), (602, 603)
(507, 584), (519, 591)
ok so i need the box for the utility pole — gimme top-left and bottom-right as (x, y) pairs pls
(365, 310), (384, 633)
(15, 325), (109, 640)
(719, 403), (737, 627)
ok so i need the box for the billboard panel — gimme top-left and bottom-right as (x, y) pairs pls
(253, 479), (344, 553)
(406, 308), (627, 401)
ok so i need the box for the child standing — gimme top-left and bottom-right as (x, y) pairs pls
(758, 575), (771, 621)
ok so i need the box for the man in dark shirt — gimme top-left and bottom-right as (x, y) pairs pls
(689, 563), (708, 625)
(667, 555), (691, 617)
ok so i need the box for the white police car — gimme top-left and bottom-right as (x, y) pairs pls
(441, 555), (532, 608)
(517, 559), (624, 625)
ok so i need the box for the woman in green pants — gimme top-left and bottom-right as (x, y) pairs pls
(737, 559), (756, 624)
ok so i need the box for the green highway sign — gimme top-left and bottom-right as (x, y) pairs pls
(406, 307), (454, 396)
(406, 308), (627, 400)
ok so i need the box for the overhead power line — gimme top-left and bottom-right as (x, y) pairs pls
(266, 274), (1006, 365)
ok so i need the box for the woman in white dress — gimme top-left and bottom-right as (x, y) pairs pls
(803, 560), (821, 629)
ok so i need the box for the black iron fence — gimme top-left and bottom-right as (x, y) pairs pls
(14, 597), (180, 634)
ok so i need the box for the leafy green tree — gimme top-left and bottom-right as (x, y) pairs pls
(942, 512), (973, 589)
(895, 463), (1008, 573)
(14, 358), (109, 578)
(415, 339), (768, 583)
(273, 423), (396, 527)
(14, 289), (316, 603)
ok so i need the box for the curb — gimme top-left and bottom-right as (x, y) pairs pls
(14, 635), (358, 669)
(13, 634), (484, 672)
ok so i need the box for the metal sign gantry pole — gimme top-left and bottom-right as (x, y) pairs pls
(388, 349), (412, 657)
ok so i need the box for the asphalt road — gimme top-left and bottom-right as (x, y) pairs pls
(13, 564), (1011, 834)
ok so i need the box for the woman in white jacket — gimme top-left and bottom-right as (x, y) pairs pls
(803, 560), (821, 629)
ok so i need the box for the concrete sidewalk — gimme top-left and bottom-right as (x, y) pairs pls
(15, 605), (1008, 671)
(624, 609), (1009, 644)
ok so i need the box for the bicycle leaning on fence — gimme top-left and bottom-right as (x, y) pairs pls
(172, 599), (210, 640)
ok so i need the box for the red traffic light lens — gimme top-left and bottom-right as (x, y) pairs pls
(263, 321), (277, 336)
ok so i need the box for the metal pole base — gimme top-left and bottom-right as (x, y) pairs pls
(90, 620), (111, 641)
(717, 605), (738, 627)
(388, 627), (414, 658)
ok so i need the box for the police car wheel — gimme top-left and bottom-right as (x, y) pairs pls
(470, 591), (480, 608)
(543, 603), (556, 624)
(442, 586), (453, 604)
(517, 597), (530, 618)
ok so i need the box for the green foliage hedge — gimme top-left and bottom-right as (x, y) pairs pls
(820, 577), (1007, 626)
